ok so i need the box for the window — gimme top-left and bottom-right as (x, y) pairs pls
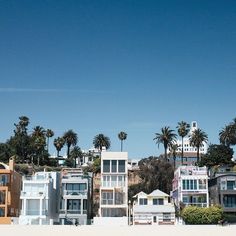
(67, 183), (87, 192)
(139, 198), (147, 205)
(83, 199), (87, 214)
(102, 191), (113, 205)
(223, 195), (236, 208)
(153, 198), (163, 205)
(111, 176), (117, 187)
(67, 199), (81, 213)
(118, 160), (125, 172)
(182, 180), (197, 190)
(153, 216), (157, 223)
(227, 181), (235, 190)
(0, 190), (6, 204)
(103, 160), (110, 173)
(26, 199), (40, 215)
(163, 213), (171, 222)
(199, 179), (206, 189)
(112, 160), (117, 173)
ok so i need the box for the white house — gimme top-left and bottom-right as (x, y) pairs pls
(19, 171), (60, 225)
(172, 166), (209, 208)
(94, 151), (128, 226)
(132, 189), (175, 225)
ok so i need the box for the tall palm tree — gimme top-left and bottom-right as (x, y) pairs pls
(70, 146), (83, 168)
(63, 130), (78, 159)
(177, 121), (190, 165)
(219, 118), (236, 147)
(45, 129), (54, 152)
(53, 137), (65, 157)
(118, 131), (127, 151)
(153, 126), (177, 161)
(189, 128), (208, 163)
(32, 126), (45, 138)
(93, 134), (111, 151)
(169, 143), (180, 170)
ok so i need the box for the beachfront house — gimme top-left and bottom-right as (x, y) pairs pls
(19, 171), (60, 225)
(59, 168), (92, 225)
(94, 150), (128, 225)
(0, 157), (21, 224)
(132, 189), (175, 225)
(172, 166), (209, 208)
(208, 166), (236, 222)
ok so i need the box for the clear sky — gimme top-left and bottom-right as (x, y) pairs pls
(0, 0), (235, 159)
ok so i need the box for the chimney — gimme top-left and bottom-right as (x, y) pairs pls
(9, 156), (15, 171)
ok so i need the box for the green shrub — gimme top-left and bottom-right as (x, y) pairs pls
(181, 206), (223, 224)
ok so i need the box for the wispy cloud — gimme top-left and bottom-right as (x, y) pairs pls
(0, 88), (113, 94)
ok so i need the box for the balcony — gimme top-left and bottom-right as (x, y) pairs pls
(21, 191), (46, 197)
(63, 190), (87, 197)
(183, 202), (208, 207)
(59, 209), (87, 215)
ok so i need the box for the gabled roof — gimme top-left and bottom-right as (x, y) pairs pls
(148, 189), (169, 197)
(133, 191), (148, 198)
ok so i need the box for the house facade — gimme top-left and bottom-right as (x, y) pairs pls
(132, 189), (175, 225)
(208, 167), (236, 219)
(19, 171), (60, 225)
(0, 158), (21, 224)
(59, 168), (92, 225)
(172, 166), (209, 208)
(93, 151), (128, 225)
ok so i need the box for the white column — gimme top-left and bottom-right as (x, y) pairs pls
(39, 198), (42, 216)
(23, 199), (27, 216)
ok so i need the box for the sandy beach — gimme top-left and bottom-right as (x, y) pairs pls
(1, 225), (236, 236)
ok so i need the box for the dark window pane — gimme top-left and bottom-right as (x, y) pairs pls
(112, 160), (117, 173)
(118, 160), (125, 173)
(103, 160), (110, 173)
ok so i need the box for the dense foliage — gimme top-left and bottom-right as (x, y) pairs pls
(181, 206), (223, 224)
(199, 144), (234, 167)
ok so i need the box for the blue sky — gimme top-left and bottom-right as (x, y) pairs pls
(0, 0), (235, 159)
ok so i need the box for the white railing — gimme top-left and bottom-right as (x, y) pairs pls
(63, 190), (87, 196)
(21, 191), (46, 197)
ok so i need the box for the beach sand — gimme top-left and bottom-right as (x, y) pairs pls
(1, 225), (236, 236)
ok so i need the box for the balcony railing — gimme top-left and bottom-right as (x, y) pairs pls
(63, 190), (87, 196)
(25, 209), (47, 216)
(183, 202), (208, 207)
(21, 191), (46, 197)
(59, 209), (87, 215)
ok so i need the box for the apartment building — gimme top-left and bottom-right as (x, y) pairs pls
(132, 189), (175, 225)
(0, 158), (21, 224)
(59, 168), (92, 225)
(172, 165), (209, 208)
(19, 171), (60, 225)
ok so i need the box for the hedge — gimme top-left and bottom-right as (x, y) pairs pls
(181, 206), (223, 224)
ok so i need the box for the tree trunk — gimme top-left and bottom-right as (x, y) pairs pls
(121, 140), (123, 152)
(197, 147), (200, 163)
(67, 144), (70, 159)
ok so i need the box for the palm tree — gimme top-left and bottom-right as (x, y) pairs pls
(34, 136), (46, 166)
(53, 137), (65, 157)
(32, 126), (45, 138)
(153, 127), (177, 161)
(219, 118), (236, 147)
(177, 121), (190, 165)
(189, 128), (208, 163)
(169, 143), (180, 170)
(118, 131), (127, 151)
(70, 146), (83, 168)
(93, 134), (111, 151)
(63, 130), (78, 159)
(219, 125), (235, 147)
(45, 129), (54, 152)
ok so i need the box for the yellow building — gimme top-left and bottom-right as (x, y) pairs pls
(0, 157), (22, 224)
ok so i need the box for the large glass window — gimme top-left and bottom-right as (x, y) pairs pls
(112, 160), (117, 173)
(26, 199), (40, 215)
(67, 199), (81, 213)
(67, 183), (87, 191)
(182, 180), (197, 190)
(103, 160), (110, 173)
(102, 191), (113, 205)
(0, 207), (5, 217)
(153, 198), (164, 205)
(118, 160), (125, 173)
(83, 199), (87, 214)
(111, 176), (117, 187)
